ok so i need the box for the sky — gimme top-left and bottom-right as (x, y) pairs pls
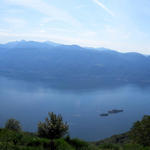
(0, 0), (150, 54)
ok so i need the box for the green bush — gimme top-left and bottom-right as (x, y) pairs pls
(0, 129), (23, 145)
(99, 143), (120, 150)
(5, 119), (22, 132)
(130, 115), (150, 146)
(86, 144), (100, 150)
(55, 138), (74, 150)
(68, 138), (88, 150)
(38, 112), (69, 140)
(122, 144), (149, 150)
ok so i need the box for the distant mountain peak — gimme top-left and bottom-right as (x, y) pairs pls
(0, 40), (148, 57)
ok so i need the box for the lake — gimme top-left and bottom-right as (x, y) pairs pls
(0, 76), (150, 141)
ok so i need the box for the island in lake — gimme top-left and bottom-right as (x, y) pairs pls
(100, 109), (124, 117)
(100, 113), (109, 117)
(108, 109), (124, 114)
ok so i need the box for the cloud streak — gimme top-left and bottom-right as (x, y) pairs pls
(5, 0), (82, 27)
(92, 0), (114, 16)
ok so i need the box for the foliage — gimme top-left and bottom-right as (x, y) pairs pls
(0, 128), (100, 150)
(2, 114), (150, 150)
(0, 129), (23, 146)
(99, 143), (120, 150)
(95, 132), (130, 145)
(38, 112), (69, 140)
(55, 138), (74, 150)
(122, 144), (150, 150)
(87, 144), (100, 150)
(130, 115), (150, 146)
(5, 118), (22, 132)
(67, 138), (88, 149)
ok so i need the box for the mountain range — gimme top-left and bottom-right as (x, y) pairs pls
(0, 40), (150, 89)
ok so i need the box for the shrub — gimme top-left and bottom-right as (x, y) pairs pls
(38, 112), (69, 140)
(68, 138), (88, 150)
(122, 144), (147, 150)
(130, 115), (150, 146)
(55, 138), (74, 150)
(5, 119), (21, 132)
(99, 143), (120, 150)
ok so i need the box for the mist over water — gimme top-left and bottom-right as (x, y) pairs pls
(1, 76), (150, 141)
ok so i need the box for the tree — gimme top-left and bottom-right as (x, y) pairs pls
(130, 115), (150, 146)
(38, 112), (69, 150)
(5, 118), (21, 132)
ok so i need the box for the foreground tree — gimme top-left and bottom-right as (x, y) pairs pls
(38, 112), (69, 150)
(130, 115), (150, 146)
(5, 118), (21, 132)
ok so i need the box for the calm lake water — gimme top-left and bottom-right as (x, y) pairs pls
(1, 76), (150, 141)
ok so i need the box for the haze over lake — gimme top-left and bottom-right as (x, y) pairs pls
(1, 76), (150, 141)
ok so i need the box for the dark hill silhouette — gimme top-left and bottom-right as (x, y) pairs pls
(0, 41), (150, 89)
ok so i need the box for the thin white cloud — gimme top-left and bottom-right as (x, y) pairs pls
(92, 0), (114, 16)
(4, 18), (26, 26)
(2, 17), (27, 31)
(0, 29), (105, 47)
(5, 0), (82, 27)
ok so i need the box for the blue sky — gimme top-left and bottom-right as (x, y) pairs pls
(0, 0), (150, 54)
